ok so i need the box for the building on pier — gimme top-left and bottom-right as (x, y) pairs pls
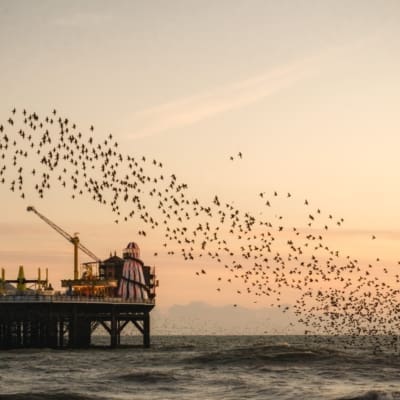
(0, 242), (157, 349)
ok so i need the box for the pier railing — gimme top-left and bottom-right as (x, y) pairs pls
(0, 294), (155, 305)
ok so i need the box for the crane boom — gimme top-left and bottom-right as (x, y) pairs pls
(27, 206), (100, 279)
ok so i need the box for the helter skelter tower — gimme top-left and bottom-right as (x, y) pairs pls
(119, 242), (149, 301)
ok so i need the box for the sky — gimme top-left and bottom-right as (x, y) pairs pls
(1, 1), (400, 332)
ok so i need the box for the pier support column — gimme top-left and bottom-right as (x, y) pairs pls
(70, 305), (91, 347)
(16, 321), (22, 346)
(59, 320), (65, 347)
(76, 319), (91, 347)
(31, 320), (39, 346)
(143, 313), (150, 348)
(110, 307), (117, 348)
(47, 319), (58, 348)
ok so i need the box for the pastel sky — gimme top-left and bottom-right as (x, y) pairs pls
(1, 1), (400, 317)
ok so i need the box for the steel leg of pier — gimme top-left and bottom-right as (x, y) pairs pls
(59, 320), (64, 347)
(110, 308), (117, 348)
(16, 321), (21, 346)
(143, 313), (150, 348)
(69, 306), (91, 347)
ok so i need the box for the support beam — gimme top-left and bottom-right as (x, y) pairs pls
(118, 320), (130, 333)
(99, 321), (111, 334)
(143, 313), (150, 348)
(131, 319), (144, 334)
(110, 307), (117, 348)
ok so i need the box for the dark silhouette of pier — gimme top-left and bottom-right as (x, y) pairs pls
(0, 296), (154, 348)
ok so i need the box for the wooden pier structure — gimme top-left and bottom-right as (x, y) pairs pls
(0, 296), (154, 349)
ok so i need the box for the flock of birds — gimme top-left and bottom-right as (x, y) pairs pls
(1, 108), (400, 350)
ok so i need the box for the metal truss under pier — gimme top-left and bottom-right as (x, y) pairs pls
(0, 296), (154, 349)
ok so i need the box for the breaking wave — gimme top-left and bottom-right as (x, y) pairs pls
(337, 390), (400, 400)
(187, 343), (342, 366)
(0, 392), (106, 400)
(118, 370), (178, 384)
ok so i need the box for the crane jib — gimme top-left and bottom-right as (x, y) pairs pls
(27, 206), (100, 279)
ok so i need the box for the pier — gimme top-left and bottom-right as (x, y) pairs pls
(0, 207), (157, 349)
(0, 295), (154, 348)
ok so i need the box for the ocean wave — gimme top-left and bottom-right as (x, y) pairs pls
(187, 343), (340, 366)
(337, 390), (400, 400)
(155, 344), (197, 352)
(0, 392), (107, 400)
(117, 370), (178, 384)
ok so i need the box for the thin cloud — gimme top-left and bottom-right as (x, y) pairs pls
(121, 36), (377, 140)
(124, 61), (313, 139)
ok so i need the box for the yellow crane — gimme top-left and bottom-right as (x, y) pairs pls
(27, 206), (100, 280)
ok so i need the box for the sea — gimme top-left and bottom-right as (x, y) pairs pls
(0, 335), (399, 400)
